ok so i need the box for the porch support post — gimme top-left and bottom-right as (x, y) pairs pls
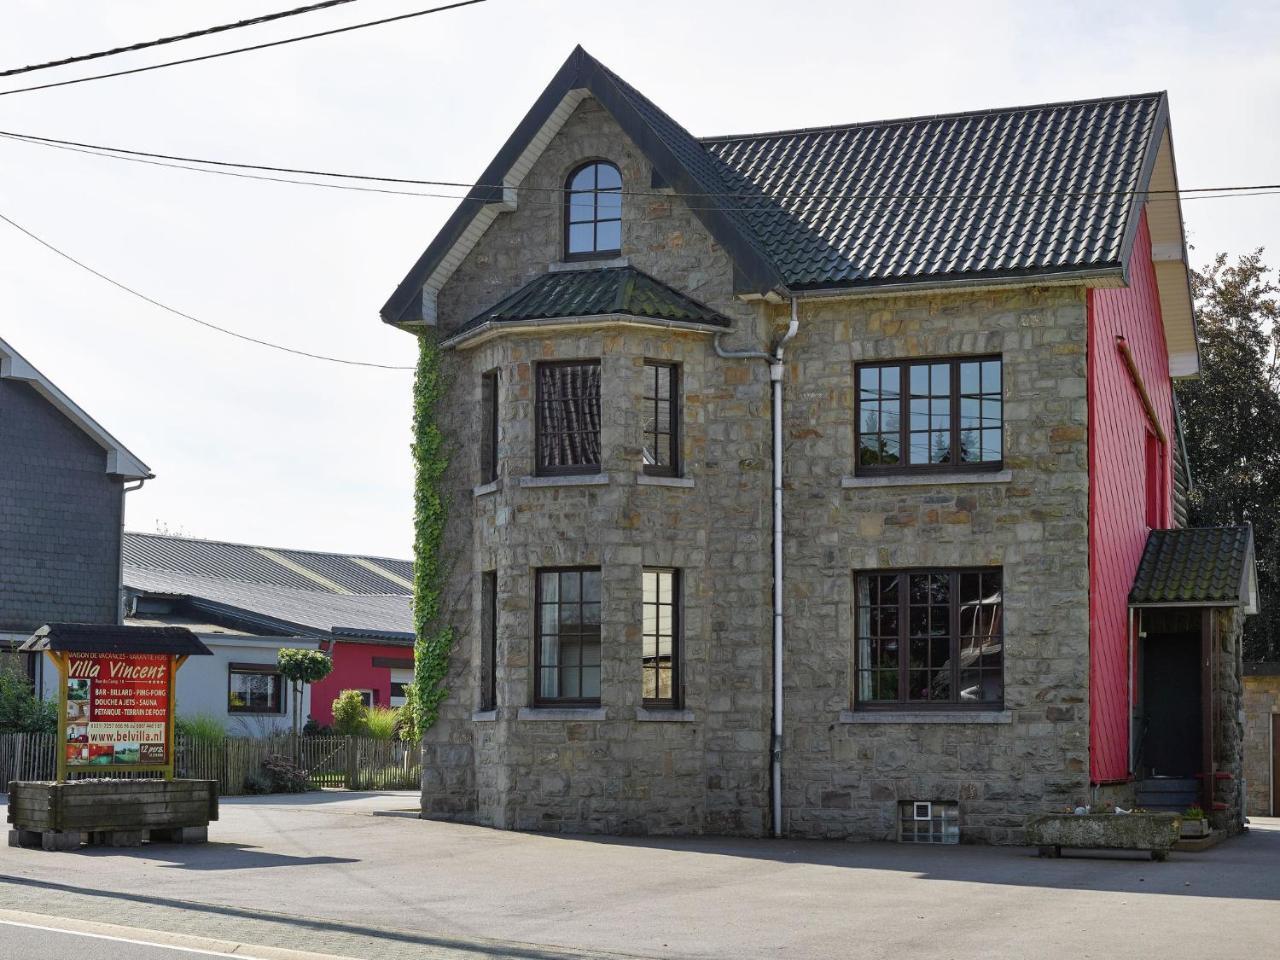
(1200, 608), (1214, 810)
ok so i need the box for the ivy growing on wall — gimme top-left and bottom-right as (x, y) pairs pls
(408, 332), (453, 738)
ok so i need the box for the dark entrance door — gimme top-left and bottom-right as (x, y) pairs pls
(1140, 631), (1202, 778)
(1272, 714), (1280, 817)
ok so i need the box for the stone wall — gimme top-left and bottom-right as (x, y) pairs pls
(415, 92), (1095, 842)
(1213, 608), (1246, 832)
(1243, 670), (1280, 817)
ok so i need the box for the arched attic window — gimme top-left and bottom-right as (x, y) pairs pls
(564, 161), (622, 260)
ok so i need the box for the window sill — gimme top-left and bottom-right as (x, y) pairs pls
(472, 479), (502, 498)
(841, 469), (1012, 489)
(637, 475), (694, 489)
(839, 710), (1012, 725)
(635, 706), (695, 722)
(517, 706), (607, 721)
(519, 474), (610, 489)
(549, 256), (628, 272)
(471, 710), (497, 722)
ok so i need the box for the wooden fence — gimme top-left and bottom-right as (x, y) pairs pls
(0, 733), (420, 796)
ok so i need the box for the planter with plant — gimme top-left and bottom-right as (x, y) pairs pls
(1180, 806), (1211, 838)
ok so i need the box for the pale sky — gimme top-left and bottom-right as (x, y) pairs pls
(1, 0), (1276, 559)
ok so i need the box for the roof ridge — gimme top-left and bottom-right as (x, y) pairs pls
(699, 90), (1167, 145)
(123, 530), (409, 566)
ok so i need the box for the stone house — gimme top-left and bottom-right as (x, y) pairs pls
(1, 335), (151, 683)
(380, 48), (1258, 842)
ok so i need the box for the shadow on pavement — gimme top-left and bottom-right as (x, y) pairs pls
(0, 875), (630, 960)
(67, 841), (359, 871)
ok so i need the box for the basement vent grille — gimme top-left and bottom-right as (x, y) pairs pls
(899, 801), (959, 844)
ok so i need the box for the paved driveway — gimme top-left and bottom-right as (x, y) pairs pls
(2, 792), (1278, 959)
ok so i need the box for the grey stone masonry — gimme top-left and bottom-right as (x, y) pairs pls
(0, 378), (125, 632)
(416, 93), (1092, 842)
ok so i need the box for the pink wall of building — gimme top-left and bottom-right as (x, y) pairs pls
(310, 641), (415, 726)
(1087, 209), (1174, 784)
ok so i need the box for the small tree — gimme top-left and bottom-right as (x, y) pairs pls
(0, 661), (55, 734)
(331, 690), (368, 737)
(277, 648), (333, 739)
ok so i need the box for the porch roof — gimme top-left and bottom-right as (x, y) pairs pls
(20, 623), (213, 656)
(1129, 525), (1258, 612)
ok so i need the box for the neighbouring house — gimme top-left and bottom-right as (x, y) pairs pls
(120, 532), (414, 727)
(1, 335), (151, 681)
(1244, 662), (1280, 817)
(381, 47), (1258, 841)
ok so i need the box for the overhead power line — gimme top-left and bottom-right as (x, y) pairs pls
(0, 0), (363, 79)
(0, 0), (487, 98)
(1, 127), (1278, 209)
(0, 209), (414, 371)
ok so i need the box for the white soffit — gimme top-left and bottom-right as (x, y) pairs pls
(416, 89), (589, 325)
(1145, 130), (1199, 378)
(0, 335), (152, 480)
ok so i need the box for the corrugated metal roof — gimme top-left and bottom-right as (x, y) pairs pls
(463, 266), (730, 334)
(1129, 526), (1254, 606)
(124, 533), (412, 597)
(701, 93), (1163, 288)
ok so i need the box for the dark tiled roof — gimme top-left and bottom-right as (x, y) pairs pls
(382, 47), (1172, 322)
(461, 266), (730, 335)
(21, 623), (212, 656)
(1129, 526), (1254, 606)
(702, 94), (1163, 288)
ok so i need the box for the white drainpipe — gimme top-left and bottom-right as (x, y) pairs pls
(714, 298), (799, 838)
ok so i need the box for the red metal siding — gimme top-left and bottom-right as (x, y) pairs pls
(1087, 210), (1174, 783)
(309, 641), (413, 726)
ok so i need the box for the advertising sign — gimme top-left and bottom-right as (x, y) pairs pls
(64, 653), (171, 768)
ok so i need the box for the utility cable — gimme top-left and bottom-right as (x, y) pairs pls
(0, 0), (364, 78)
(0, 0), (487, 98)
(0, 209), (414, 371)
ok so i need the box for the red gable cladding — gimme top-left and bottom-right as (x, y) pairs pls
(309, 640), (414, 726)
(1087, 209), (1174, 784)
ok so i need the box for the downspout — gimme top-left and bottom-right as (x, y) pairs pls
(713, 298), (799, 838)
(118, 478), (147, 623)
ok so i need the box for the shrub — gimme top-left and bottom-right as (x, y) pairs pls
(176, 713), (226, 745)
(261, 754), (310, 793)
(0, 664), (56, 734)
(302, 718), (332, 737)
(1184, 806), (1206, 820)
(364, 705), (400, 741)
(242, 771), (272, 795)
(331, 690), (368, 737)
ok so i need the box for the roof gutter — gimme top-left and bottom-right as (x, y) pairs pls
(442, 313), (729, 350)
(714, 299), (799, 838)
(772, 265), (1125, 303)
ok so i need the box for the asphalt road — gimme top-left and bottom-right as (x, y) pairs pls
(1, 792), (1278, 960)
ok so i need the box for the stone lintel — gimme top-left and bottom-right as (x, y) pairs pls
(839, 710), (1013, 725)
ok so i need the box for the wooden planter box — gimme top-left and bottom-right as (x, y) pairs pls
(7, 779), (218, 851)
(1026, 812), (1182, 861)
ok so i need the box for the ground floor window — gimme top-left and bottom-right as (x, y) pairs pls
(536, 567), (602, 705)
(855, 568), (1004, 709)
(228, 664), (285, 714)
(642, 568), (680, 706)
(898, 801), (960, 844)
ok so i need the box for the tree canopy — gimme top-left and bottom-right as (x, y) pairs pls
(1176, 250), (1280, 661)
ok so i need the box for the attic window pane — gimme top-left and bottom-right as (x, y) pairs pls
(565, 161), (622, 258)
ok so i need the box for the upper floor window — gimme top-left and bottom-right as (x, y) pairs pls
(641, 361), (679, 476)
(855, 569), (1004, 710)
(564, 161), (622, 259)
(536, 568), (602, 705)
(480, 369), (499, 485)
(536, 360), (601, 476)
(856, 357), (1003, 474)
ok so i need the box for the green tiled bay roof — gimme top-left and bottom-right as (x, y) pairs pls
(460, 266), (731, 335)
(1129, 526), (1254, 606)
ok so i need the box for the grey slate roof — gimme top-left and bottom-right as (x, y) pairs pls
(1129, 526), (1256, 607)
(123, 533), (413, 642)
(21, 623), (212, 656)
(461, 266), (730, 335)
(382, 47), (1172, 322)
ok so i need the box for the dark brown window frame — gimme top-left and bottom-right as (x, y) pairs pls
(535, 359), (602, 477)
(227, 663), (285, 715)
(854, 355), (1004, 476)
(563, 159), (622, 261)
(533, 566), (603, 707)
(853, 567), (1004, 712)
(641, 360), (680, 477)
(480, 368), (499, 485)
(480, 570), (497, 711)
(641, 567), (681, 708)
